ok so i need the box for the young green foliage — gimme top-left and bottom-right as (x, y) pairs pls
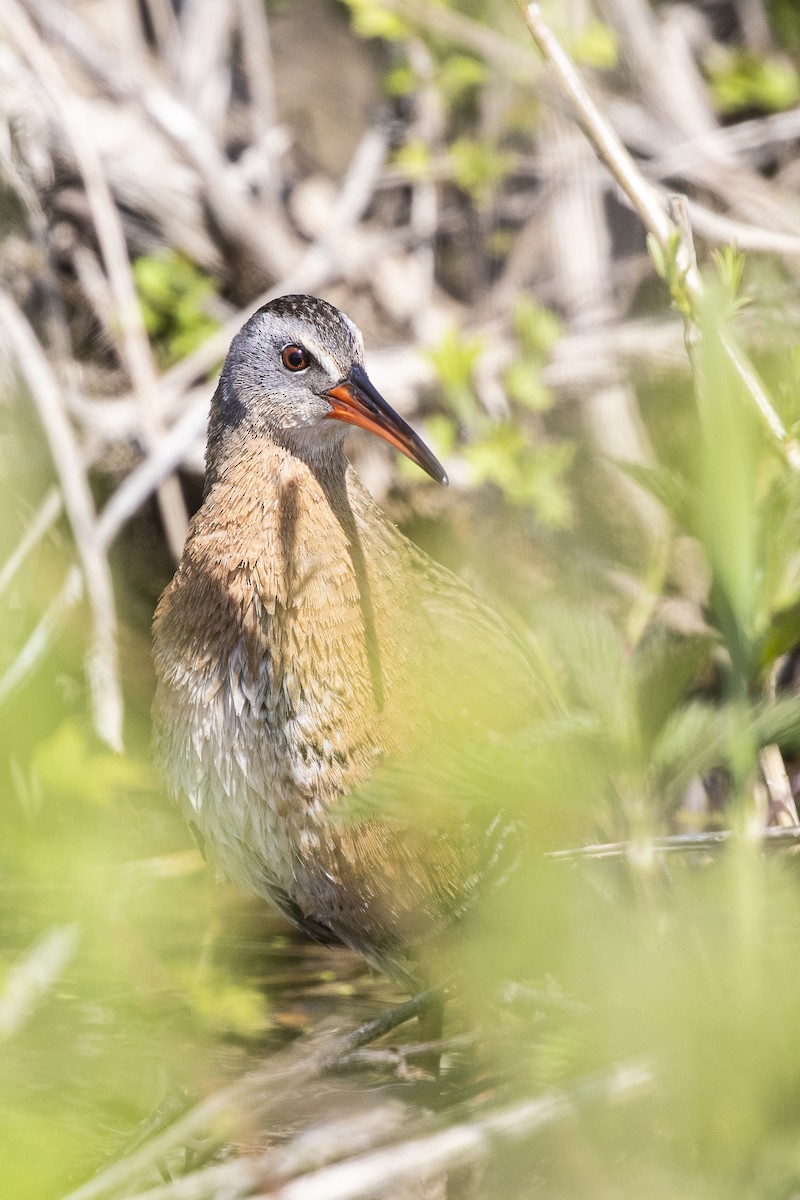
(133, 250), (219, 367)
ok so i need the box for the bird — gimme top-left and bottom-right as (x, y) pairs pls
(152, 294), (548, 989)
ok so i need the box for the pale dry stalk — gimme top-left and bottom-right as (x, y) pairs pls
(0, 295), (124, 750)
(516, 1), (800, 472)
(2, 0), (190, 558)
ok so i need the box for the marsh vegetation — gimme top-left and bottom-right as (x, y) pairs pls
(4, 0), (800, 1196)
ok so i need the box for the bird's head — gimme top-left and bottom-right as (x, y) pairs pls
(209, 294), (447, 485)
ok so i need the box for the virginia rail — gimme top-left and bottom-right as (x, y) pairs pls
(153, 295), (545, 986)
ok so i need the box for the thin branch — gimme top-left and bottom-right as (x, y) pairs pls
(760, 744), (800, 826)
(0, 568), (85, 706)
(175, 0), (235, 137)
(117, 1106), (410, 1200)
(252, 1061), (652, 1200)
(682, 196), (800, 260)
(60, 991), (435, 1200)
(516, 1), (800, 472)
(20, 0), (302, 279)
(3, 0), (190, 558)
(236, 0), (279, 144)
(0, 295), (123, 750)
(0, 398), (209, 707)
(0, 487), (63, 601)
(139, 0), (180, 61)
(517, 2), (673, 248)
(649, 106), (800, 174)
(95, 403), (208, 547)
(333, 1031), (476, 1072)
(550, 825), (800, 862)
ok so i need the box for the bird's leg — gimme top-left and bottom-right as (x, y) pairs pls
(415, 990), (445, 1078)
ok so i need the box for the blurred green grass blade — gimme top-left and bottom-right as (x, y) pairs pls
(0, 924), (79, 1041)
(696, 291), (760, 692)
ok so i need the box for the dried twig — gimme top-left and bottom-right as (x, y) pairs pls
(236, 0), (279, 150)
(516, 1), (800, 472)
(251, 1061), (652, 1200)
(60, 991), (436, 1200)
(115, 1058), (650, 1200)
(21, 0), (301, 278)
(760, 744), (800, 826)
(139, 0), (180, 61)
(0, 569), (85, 706)
(118, 1106), (410, 1200)
(0, 398), (209, 706)
(176, 0), (234, 136)
(3, 0), (190, 558)
(681, 198), (800, 259)
(0, 487), (63, 601)
(550, 825), (800, 862)
(0, 294), (124, 750)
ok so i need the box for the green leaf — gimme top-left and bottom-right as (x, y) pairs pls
(133, 250), (218, 367)
(647, 234), (667, 282)
(449, 138), (515, 209)
(426, 327), (484, 424)
(513, 294), (562, 359)
(634, 627), (717, 748)
(393, 139), (433, 183)
(712, 244), (747, 300)
(770, 0), (800, 54)
(615, 461), (695, 529)
(343, 0), (409, 41)
(707, 47), (800, 114)
(384, 64), (416, 97)
(760, 598), (800, 669)
(651, 699), (723, 791)
(570, 20), (618, 70)
(546, 608), (637, 755)
(504, 360), (553, 412)
(696, 292), (761, 686)
(438, 55), (487, 104)
(465, 425), (574, 526)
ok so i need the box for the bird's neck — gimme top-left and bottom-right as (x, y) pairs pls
(205, 420), (350, 495)
(174, 432), (396, 711)
(188, 433), (374, 588)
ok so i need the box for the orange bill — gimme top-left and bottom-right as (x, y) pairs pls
(326, 363), (447, 485)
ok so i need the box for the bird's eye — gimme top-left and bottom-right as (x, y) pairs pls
(281, 344), (310, 372)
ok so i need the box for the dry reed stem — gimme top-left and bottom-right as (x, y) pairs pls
(0, 569), (85, 706)
(22, 0), (301, 277)
(249, 1062), (652, 1200)
(516, 1), (800, 472)
(0, 487), (63, 601)
(0, 399), (210, 707)
(550, 825), (800, 861)
(3, 0), (190, 558)
(60, 992), (435, 1200)
(760, 744), (800, 826)
(116, 1106), (409, 1200)
(0, 295), (124, 750)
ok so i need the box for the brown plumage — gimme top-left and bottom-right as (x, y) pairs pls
(153, 295), (546, 981)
